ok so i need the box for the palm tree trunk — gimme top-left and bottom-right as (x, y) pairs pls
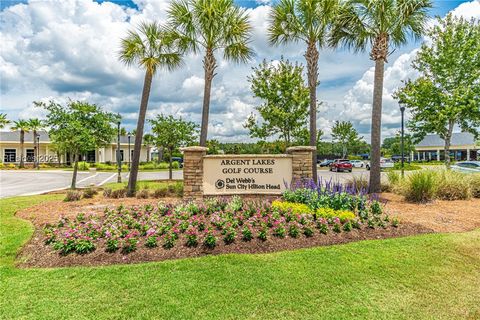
(444, 119), (455, 168)
(19, 130), (25, 168)
(199, 48), (217, 147)
(305, 41), (319, 181)
(127, 70), (153, 197)
(168, 148), (173, 180)
(368, 58), (385, 193)
(71, 152), (79, 189)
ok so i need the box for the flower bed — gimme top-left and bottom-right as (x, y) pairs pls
(43, 180), (399, 256)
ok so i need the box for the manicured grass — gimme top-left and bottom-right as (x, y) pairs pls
(103, 179), (182, 191)
(1, 195), (479, 319)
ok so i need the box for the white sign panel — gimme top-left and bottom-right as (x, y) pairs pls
(203, 155), (292, 195)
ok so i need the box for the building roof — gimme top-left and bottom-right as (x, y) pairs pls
(416, 132), (476, 148)
(0, 131), (139, 144)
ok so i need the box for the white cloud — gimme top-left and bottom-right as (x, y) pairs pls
(1, 0), (478, 143)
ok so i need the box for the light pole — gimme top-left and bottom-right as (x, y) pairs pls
(128, 132), (131, 171)
(117, 121), (122, 183)
(36, 134), (40, 170)
(399, 100), (406, 178)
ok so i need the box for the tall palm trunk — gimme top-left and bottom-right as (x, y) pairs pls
(368, 34), (388, 194)
(305, 41), (319, 181)
(127, 70), (153, 197)
(368, 58), (385, 193)
(19, 130), (25, 168)
(199, 48), (217, 147)
(71, 152), (79, 189)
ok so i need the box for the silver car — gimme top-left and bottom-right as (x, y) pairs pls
(349, 160), (365, 168)
(451, 161), (480, 173)
(366, 158), (394, 170)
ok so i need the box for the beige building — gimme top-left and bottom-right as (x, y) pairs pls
(0, 131), (149, 164)
(413, 132), (479, 161)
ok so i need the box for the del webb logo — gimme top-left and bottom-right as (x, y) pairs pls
(215, 179), (225, 189)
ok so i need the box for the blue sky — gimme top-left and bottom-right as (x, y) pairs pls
(1, 0), (479, 142)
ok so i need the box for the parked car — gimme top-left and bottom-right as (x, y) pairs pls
(451, 161), (480, 173)
(366, 158), (394, 170)
(171, 157), (184, 168)
(329, 159), (353, 172)
(349, 160), (365, 168)
(319, 159), (334, 167)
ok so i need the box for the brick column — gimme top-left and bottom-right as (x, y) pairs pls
(286, 146), (316, 182)
(180, 146), (208, 200)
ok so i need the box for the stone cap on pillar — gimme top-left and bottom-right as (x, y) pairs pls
(286, 146), (316, 153)
(180, 146), (209, 153)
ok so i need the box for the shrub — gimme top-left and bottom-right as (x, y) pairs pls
(223, 227), (236, 244)
(110, 188), (127, 199)
(136, 189), (149, 199)
(185, 227), (198, 247)
(288, 224), (300, 238)
(226, 196), (243, 212)
(105, 239), (119, 252)
(303, 225), (314, 237)
(151, 188), (168, 198)
(145, 236), (158, 248)
(315, 208), (355, 221)
(103, 188), (112, 198)
(258, 227), (268, 241)
(74, 161), (90, 170)
(242, 226), (253, 241)
(470, 174), (480, 198)
(162, 232), (177, 249)
(436, 170), (471, 200)
(203, 230), (217, 248)
(75, 239), (96, 254)
(387, 171), (400, 186)
(64, 190), (82, 202)
(403, 170), (438, 203)
(82, 187), (98, 199)
(121, 236), (138, 254)
(345, 176), (369, 193)
(271, 201), (312, 214)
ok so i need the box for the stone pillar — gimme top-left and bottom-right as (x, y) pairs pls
(467, 148), (471, 161)
(286, 146), (316, 182)
(437, 149), (440, 161)
(410, 151), (414, 162)
(180, 146), (208, 200)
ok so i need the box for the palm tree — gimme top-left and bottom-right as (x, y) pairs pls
(119, 21), (183, 196)
(269, 0), (340, 182)
(330, 0), (431, 193)
(143, 133), (155, 162)
(11, 120), (30, 168)
(0, 113), (10, 129)
(28, 118), (44, 168)
(167, 0), (253, 146)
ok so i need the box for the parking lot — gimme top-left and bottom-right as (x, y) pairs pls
(0, 170), (183, 198)
(0, 168), (378, 198)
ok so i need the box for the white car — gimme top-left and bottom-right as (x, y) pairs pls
(451, 161), (480, 174)
(349, 160), (365, 168)
(366, 158), (394, 170)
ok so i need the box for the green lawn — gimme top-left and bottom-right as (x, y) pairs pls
(1, 195), (479, 319)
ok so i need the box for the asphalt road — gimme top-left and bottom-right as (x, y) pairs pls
(0, 168), (381, 198)
(0, 170), (183, 198)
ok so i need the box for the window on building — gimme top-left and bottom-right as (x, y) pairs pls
(86, 150), (96, 163)
(116, 149), (124, 162)
(4, 149), (16, 163)
(130, 149), (134, 162)
(26, 149), (34, 162)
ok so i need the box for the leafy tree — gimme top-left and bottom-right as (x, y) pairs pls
(295, 128), (324, 148)
(36, 100), (117, 188)
(10, 120), (30, 168)
(149, 115), (199, 179)
(119, 21), (183, 196)
(28, 118), (45, 168)
(0, 113), (10, 129)
(167, 0), (253, 146)
(269, 0), (341, 181)
(244, 58), (310, 146)
(382, 134), (414, 157)
(331, 120), (362, 158)
(143, 133), (155, 162)
(395, 14), (480, 167)
(330, 0), (431, 193)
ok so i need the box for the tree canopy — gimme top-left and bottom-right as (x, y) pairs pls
(394, 14), (480, 166)
(244, 58), (310, 146)
(331, 120), (362, 158)
(36, 100), (118, 188)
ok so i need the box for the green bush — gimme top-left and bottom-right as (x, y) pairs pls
(392, 163), (422, 171)
(82, 187), (98, 199)
(403, 170), (437, 203)
(436, 170), (471, 200)
(74, 161), (90, 170)
(470, 174), (480, 198)
(64, 190), (82, 202)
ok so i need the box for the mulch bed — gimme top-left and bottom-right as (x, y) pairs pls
(18, 222), (431, 268)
